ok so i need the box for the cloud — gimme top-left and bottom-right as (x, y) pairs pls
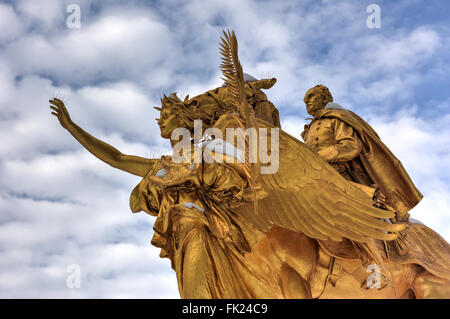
(368, 108), (450, 240)
(360, 27), (440, 70)
(3, 10), (177, 87)
(0, 3), (24, 42)
(14, 0), (65, 30)
(1, 0), (450, 299)
(0, 152), (179, 298)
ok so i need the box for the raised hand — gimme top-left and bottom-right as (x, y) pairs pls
(47, 97), (156, 176)
(49, 98), (72, 129)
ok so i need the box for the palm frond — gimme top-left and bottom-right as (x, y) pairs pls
(219, 29), (260, 214)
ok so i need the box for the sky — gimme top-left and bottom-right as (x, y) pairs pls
(0, 0), (450, 298)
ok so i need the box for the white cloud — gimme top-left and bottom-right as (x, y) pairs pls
(0, 59), (15, 106)
(0, 160), (179, 298)
(74, 82), (163, 141)
(1, 0), (450, 299)
(0, 4), (24, 42)
(4, 12), (177, 86)
(15, 0), (64, 29)
(359, 27), (440, 70)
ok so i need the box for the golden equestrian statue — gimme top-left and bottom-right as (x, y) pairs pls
(49, 30), (450, 298)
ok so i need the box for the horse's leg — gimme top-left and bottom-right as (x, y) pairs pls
(244, 226), (316, 298)
(412, 270), (450, 299)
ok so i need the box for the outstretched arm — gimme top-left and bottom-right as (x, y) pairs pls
(49, 98), (156, 177)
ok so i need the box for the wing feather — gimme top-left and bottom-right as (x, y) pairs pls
(214, 30), (404, 244)
(294, 195), (344, 241)
(232, 119), (405, 243)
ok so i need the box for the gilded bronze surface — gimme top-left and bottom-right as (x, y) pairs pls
(50, 30), (450, 298)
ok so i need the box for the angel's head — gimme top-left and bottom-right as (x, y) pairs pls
(155, 92), (226, 139)
(155, 77), (279, 140)
(304, 85), (333, 116)
(156, 105), (179, 139)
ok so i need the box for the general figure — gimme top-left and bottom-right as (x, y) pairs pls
(301, 85), (423, 221)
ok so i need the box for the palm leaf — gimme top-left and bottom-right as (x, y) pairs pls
(219, 29), (260, 213)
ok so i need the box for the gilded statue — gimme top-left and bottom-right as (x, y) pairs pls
(301, 85), (422, 221)
(49, 30), (450, 298)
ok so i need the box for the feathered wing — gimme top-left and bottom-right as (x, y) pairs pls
(233, 120), (405, 243)
(217, 29), (403, 243)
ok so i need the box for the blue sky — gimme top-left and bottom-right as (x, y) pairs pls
(0, 0), (450, 298)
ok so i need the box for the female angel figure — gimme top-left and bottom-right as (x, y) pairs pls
(48, 88), (284, 298)
(49, 31), (450, 298)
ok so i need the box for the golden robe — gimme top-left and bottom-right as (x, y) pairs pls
(129, 155), (283, 298)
